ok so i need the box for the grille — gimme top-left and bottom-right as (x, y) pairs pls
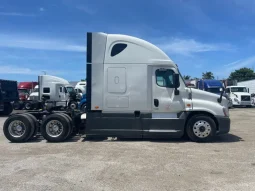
(241, 95), (250, 101)
(29, 96), (39, 101)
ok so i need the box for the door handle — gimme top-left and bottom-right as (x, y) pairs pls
(154, 99), (159, 107)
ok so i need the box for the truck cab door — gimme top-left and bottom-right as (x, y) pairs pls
(144, 67), (186, 138)
(152, 67), (185, 114)
(58, 86), (65, 102)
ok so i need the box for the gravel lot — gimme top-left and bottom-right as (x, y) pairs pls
(0, 108), (255, 191)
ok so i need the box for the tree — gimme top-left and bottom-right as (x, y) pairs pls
(229, 67), (255, 82)
(183, 75), (191, 80)
(202, 71), (214, 79)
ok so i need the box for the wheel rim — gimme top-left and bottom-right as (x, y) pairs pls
(45, 120), (64, 137)
(25, 103), (31, 109)
(70, 103), (76, 109)
(82, 104), (86, 112)
(8, 120), (26, 137)
(193, 120), (211, 138)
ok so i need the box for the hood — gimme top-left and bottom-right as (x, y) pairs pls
(191, 88), (228, 108)
(231, 92), (250, 96)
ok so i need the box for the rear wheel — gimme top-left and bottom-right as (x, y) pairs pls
(22, 113), (39, 139)
(54, 113), (73, 138)
(3, 114), (34, 142)
(41, 114), (70, 142)
(186, 115), (216, 142)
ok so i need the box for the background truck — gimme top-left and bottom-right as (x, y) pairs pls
(0, 79), (19, 115)
(2, 32), (230, 143)
(78, 94), (86, 112)
(13, 82), (38, 110)
(75, 81), (86, 99)
(226, 86), (252, 107)
(197, 79), (233, 108)
(24, 75), (79, 110)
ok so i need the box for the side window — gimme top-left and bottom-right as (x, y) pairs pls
(111, 43), (127, 57)
(156, 69), (174, 88)
(43, 87), (50, 93)
(59, 87), (63, 93)
(78, 89), (82, 93)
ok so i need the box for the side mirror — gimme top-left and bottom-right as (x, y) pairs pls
(248, 88), (249, 93)
(173, 73), (180, 95)
(220, 88), (223, 92)
(173, 73), (180, 88)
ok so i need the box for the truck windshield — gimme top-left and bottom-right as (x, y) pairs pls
(18, 89), (29, 94)
(66, 87), (75, 93)
(231, 87), (247, 92)
(208, 88), (221, 93)
(33, 88), (39, 93)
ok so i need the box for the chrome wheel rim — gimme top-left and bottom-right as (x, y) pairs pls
(46, 120), (63, 137)
(193, 120), (211, 138)
(8, 120), (26, 137)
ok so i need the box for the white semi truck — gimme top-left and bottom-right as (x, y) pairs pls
(3, 32), (230, 143)
(25, 75), (78, 110)
(226, 86), (252, 107)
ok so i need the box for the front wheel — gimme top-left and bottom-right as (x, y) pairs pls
(186, 115), (216, 142)
(81, 103), (86, 112)
(25, 102), (32, 110)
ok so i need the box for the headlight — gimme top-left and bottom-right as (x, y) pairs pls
(234, 98), (239, 102)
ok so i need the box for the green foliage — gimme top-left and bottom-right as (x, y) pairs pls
(183, 75), (191, 80)
(229, 67), (255, 82)
(202, 71), (214, 79)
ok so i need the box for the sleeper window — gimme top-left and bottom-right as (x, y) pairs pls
(156, 69), (174, 88)
(111, 43), (127, 57)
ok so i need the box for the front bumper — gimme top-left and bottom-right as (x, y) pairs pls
(216, 116), (230, 135)
(233, 100), (251, 106)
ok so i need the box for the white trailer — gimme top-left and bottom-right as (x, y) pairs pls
(237, 79), (255, 94)
(3, 32), (230, 143)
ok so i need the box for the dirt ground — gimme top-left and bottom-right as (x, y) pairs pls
(0, 108), (255, 191)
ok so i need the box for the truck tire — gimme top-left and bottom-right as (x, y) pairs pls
(23, 113), (39, 139)
(41, 114), (70, 142)
(3, 114), (34, 142)
(3, 103), (13, 115)
(186, 115), (216, 142)
(68, 101), (77, 110)
(81, 103), (86, 112)
(25, 102), (32, 110)
(57, 113), (74, 138)
(13, 101), (21, 110)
